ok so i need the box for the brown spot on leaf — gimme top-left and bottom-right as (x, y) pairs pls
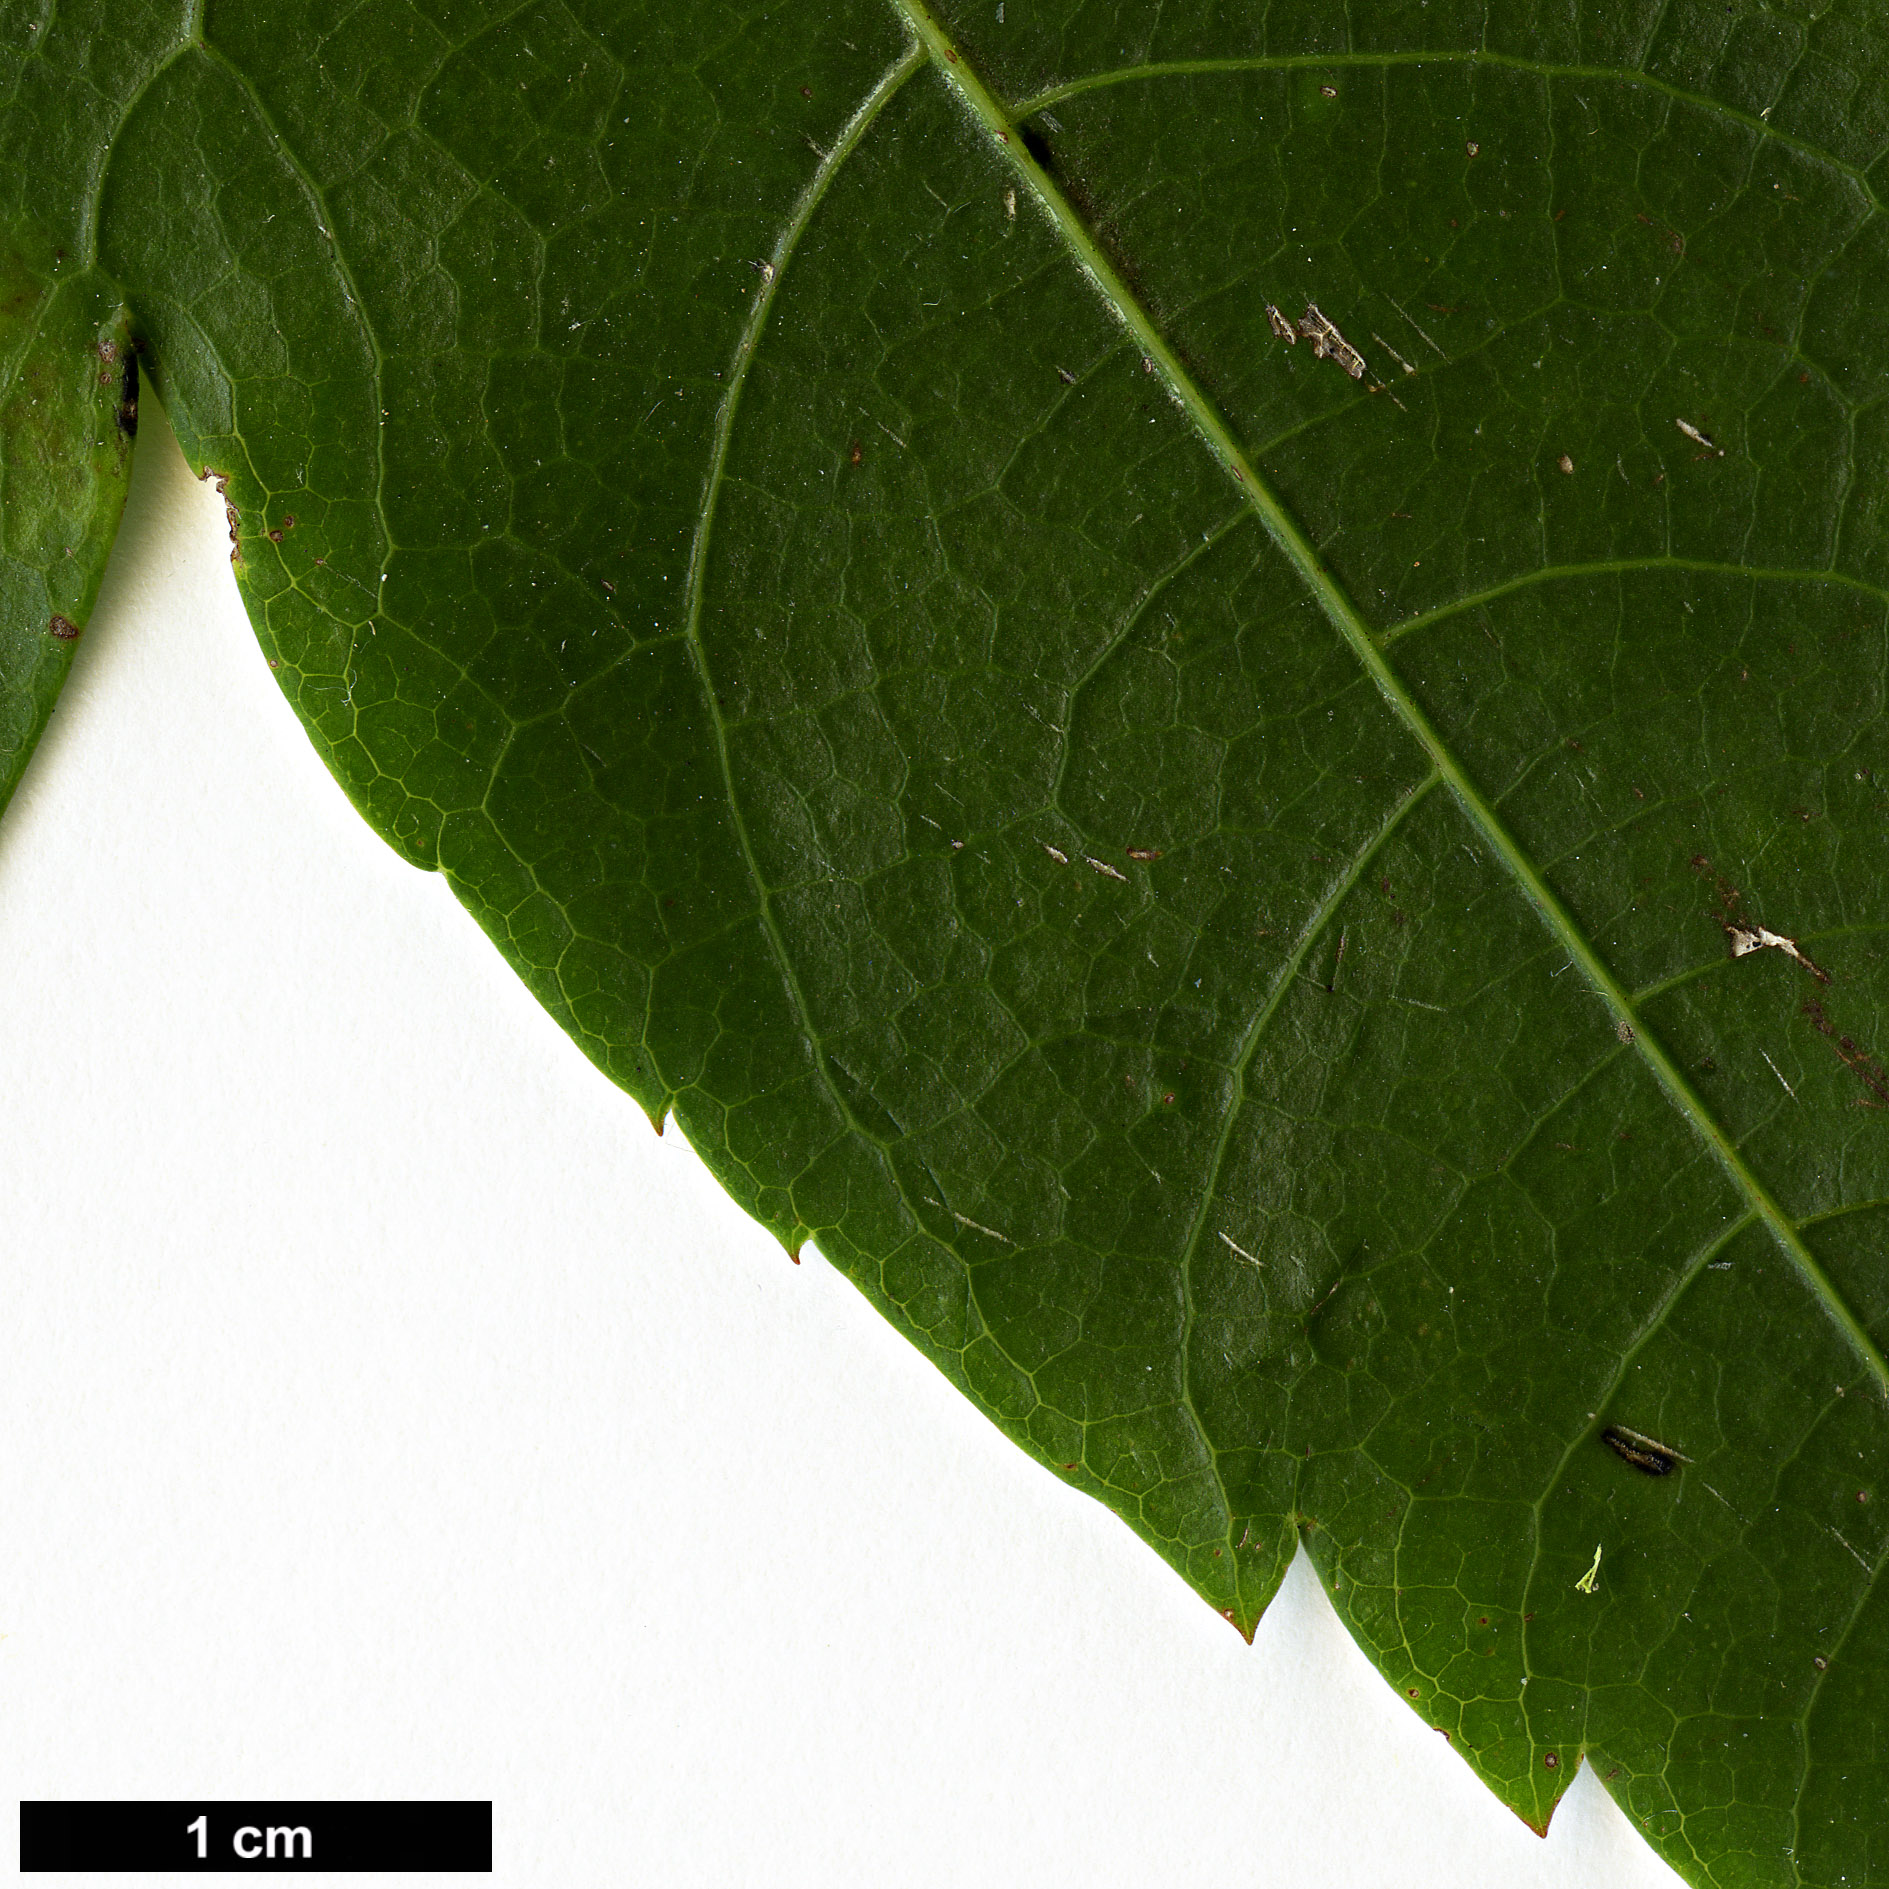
(115, 346), (138, 438)
(48, 614), (79, 640)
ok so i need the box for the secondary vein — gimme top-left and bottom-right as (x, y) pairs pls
(1383, 556), (1889, 648)
(893, 0), (1889, 1401)
(678, 42), (928, 1242)
(1012, 52), (1881, 214)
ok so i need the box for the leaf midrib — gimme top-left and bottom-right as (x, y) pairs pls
(891, 0), (1889, 1401)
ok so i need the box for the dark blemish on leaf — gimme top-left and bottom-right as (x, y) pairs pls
(1126, 846), (1162, 861)
(1815, 1655), (1828, 1669)
(48, 614), (79, 640)
(800, 85), (811, 97)
(281, 514), (295, 530)
(268, 528), (283, 543)
(1543, 1753), (1560, 1770)
(200, 467), (241, 560)
(1802, 999), (1889, 1105)
(1603, 1424), (1684, 1475)
(1321, 84), (1337, 97)
(1408, 1687), (1419, 1697)
(1057, 365), (1076, 384)
(1465, 140), (1479, 156)
(115, 346), (138, 437)
(849, 439), (862, 466)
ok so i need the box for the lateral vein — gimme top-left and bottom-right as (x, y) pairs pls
(1012, 53), (1880, 214)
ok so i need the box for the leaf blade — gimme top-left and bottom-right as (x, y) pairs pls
(9, 3), (1889, 1879)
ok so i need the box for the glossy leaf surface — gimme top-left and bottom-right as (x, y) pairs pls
(5, 3), (1888, 1881)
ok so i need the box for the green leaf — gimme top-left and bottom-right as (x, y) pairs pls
(7, 3), (1888, 1880)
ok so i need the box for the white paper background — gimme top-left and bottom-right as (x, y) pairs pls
(0, 409), (1687, 1887)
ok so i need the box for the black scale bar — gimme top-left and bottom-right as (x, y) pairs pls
(20, 1802), (491, 1872)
